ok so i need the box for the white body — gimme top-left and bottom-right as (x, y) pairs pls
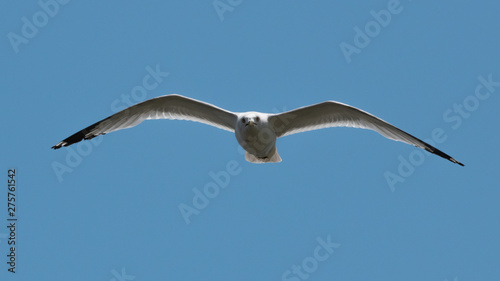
(235, 112), (281, 163)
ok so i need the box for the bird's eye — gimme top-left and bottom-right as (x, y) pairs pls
(256, 116), (260, 122)
(241, 118), (245, 123)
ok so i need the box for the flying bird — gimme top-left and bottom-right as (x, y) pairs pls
(52, 94), (464, 166)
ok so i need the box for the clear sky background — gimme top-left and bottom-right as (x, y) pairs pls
(1, 1), (499, 280)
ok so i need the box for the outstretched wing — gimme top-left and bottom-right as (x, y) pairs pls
(268, 101), (464, 166)
(52, 94), (237, 149)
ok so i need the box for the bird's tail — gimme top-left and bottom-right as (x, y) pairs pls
(245, 147), (282, 164)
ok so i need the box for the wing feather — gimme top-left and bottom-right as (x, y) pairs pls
(52, 94), (237, 149)
(268, 101), (464, 166)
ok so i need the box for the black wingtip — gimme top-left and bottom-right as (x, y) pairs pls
(423, 145), (464, 167)
(442, 154), (464, 166)
(51, 123), (101, 151)
(443, 155), (464, 166)
(51, 141), (67, 150)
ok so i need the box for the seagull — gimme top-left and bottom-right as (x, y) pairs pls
(52, 94), (464, 166)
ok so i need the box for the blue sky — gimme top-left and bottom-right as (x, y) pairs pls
(1, 0), (499, 280)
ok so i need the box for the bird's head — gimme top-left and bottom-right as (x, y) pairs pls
(239, 113), (262, 128)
